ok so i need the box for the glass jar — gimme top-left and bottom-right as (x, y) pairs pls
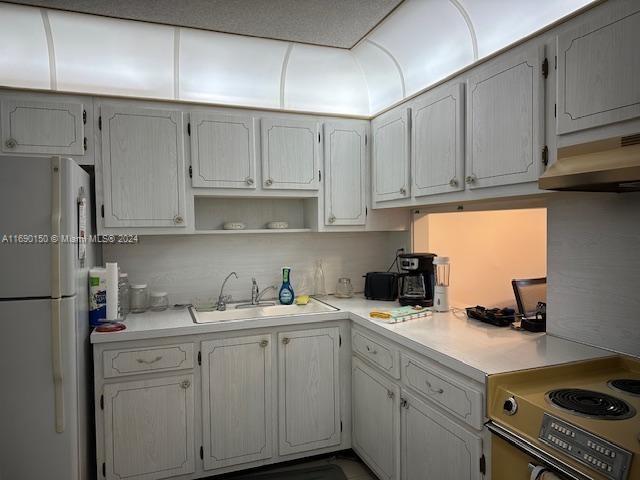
(130, 284), (148, 313)
(118, 272), (130, 320)
(335, 277), (354, 298)
(149, 291), (169, 311)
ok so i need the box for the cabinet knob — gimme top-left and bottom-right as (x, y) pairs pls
(260, 339), (269, 348)
(180, 380), (191, 389)
(246, 177), (254, 186)
(387, 389), (395, 399)
(265, 178), (273, 186)
(449, 178), (458, 187)
(400, 187), (407, 196)
(173, 215), (184, 224)
(465, 175), (476, 184)
(282, 337), (290, 345)
(4, 138), (17, 149)
(328, 215), (336, 224)
(400, 398), (409, 409)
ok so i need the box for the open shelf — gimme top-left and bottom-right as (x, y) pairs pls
(194, 197), (317, 233)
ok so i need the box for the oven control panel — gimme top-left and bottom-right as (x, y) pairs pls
(539, 413), (632, 480)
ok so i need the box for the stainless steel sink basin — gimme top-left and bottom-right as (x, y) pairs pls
(189, 298), (338, 324)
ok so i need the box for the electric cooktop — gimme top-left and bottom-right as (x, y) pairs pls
(488, 356), (640, 480)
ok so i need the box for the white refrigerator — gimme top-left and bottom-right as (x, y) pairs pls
(0, 156), (95, 480)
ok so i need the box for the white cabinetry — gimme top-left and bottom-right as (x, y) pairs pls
(0, 97), (85, 156)
(412, 83), (465, 197)
(401, 391), (482, 480)
(100, 105), (187, 228)
(323, 121), (367, 225)
(352, 357), (400, 480)
(261, 117), (320, 191)
(466, 47), (545, 189)
(190, 112), (257, 189)
(372, 108), (410, 203)
(201, 335), (273, 470)
(557, 4), (640, 134)
(278, 327), (341, 455)
(102, 375), (195, 480)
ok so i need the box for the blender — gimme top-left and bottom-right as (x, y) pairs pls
(433, 256), (450, 312)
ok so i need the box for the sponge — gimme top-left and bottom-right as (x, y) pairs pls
(295, 295), (310, 305)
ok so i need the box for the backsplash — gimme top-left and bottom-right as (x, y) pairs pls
(104, 231), (408, 305)
(547, 192), (640, 357)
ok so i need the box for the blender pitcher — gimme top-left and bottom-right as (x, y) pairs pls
(433, 256), (450, 312)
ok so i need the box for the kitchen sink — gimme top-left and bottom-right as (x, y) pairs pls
(189, 298), (338, 324)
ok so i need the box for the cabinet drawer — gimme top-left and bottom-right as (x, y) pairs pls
(401, 353), (483, 429)
(352, 329), (400, 379)
(103, 343), (194, 378)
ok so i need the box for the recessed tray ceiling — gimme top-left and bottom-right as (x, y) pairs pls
(6, 0), (404, 48)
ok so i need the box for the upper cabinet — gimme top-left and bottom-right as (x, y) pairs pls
(466, 46), (545, 189)
(1, 97), (85, 156)
(372, 108), (410, 203)
(557, 5), (640, 135)
(100, 105), (187, 228)
(261, 117), (320, 191)
(190, 112), (257, 189)
(323, 121), (367, 226)
(411, 83), (465, 198)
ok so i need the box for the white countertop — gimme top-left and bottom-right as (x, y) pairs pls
(91, 295), (612, 383)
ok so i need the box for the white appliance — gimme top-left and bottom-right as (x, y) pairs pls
(0, 156), (95, 480)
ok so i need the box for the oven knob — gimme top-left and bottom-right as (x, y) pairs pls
(503, 397), (518, 416)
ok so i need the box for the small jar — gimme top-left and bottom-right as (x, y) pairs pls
(118, 272), (130, 320)
(335, 277), (354, 298)
(149, 291), (169, 311)
(130, 284), (149, 313)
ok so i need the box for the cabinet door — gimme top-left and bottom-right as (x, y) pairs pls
(557, 5), (640, 134)
(372, 108), (410, 202)
(1, 98), (85, 155)
(261, 117), (320, 190)
(278, 327), (341, 455)
(412, 84), (465, 197)
(324, 121), (367, 225)
(352, 357), (400, 480)
(102, 375), (195, 480)
(401, 391), (482, 480)
(466, 47), (545, 189)
(190, 112), (257, 189)
(201, 335), (273, 470)
(101, 105), (187, 228)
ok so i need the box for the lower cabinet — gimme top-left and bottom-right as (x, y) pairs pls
(102, 375), (196, 480)
(201, 335), (273, 470)
(401, 391), (482, 480)
(278, 327), (342, 455)
(352, 357), (401, 480)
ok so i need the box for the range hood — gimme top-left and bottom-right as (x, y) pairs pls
(539, 135), (640, 192)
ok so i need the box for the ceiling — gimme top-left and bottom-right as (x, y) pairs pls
(7, 0), (404, 48)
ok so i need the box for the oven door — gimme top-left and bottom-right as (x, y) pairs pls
(488, 422), (594, 480)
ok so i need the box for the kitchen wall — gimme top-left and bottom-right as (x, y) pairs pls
(104, 232), (409, 305)
(547, 192), (640, 357)
(413, 209), (547, 308)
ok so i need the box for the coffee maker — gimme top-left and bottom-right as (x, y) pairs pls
(398, 253), (436, 307)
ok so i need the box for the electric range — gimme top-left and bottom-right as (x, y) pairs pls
(487, 356), (640, 480)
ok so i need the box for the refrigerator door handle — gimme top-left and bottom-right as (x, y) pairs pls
(51, 157), (65, 433)
(51, 298), (65, 433)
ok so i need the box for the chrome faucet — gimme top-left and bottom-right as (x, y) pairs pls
(236, 278), (276, 309)
(216, 271), (238, 311)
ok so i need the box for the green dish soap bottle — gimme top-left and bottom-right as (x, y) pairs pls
(279, 267), (295, 305)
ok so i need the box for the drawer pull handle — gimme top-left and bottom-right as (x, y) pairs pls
(180, 380), (191, 389)
(426, 381), (444, 394)
(400, 398), (409, 409)
(365, 345), (378, 355)
(387, 389), (395, 399)
(260, 339), (269, 348)
(136, 356), (163, 365)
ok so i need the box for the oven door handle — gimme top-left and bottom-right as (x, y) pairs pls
(486, 421), (595, 480)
